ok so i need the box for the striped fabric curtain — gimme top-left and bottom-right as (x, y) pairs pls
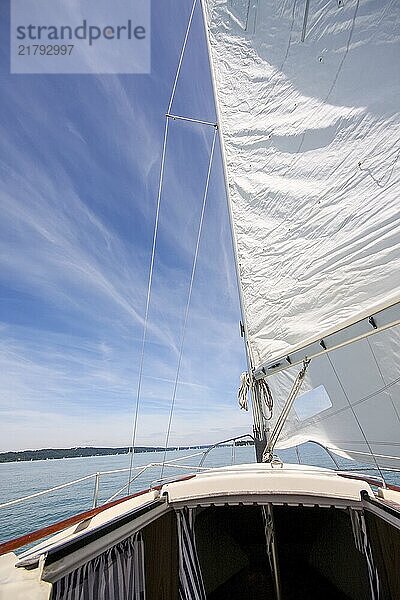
(177, 508), (206, 600)
(350, 510), (380, 600)
(52, 532), (146, 600)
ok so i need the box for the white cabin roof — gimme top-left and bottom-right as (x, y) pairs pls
(162, 462), (372, 505)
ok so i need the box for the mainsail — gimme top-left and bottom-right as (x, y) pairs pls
(203, 0), (400, 469)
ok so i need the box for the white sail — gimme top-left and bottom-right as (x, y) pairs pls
(269, 323), (400, 469)
(204, 0), (400, 367)
(204, 0), (400, 468)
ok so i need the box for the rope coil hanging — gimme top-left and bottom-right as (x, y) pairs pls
(238, 371), (274, 418)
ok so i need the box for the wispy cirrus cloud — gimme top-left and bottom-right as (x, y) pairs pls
(0, 0), (251, 452)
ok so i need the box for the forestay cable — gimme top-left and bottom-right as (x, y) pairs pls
(127, 0), (198, 492)
(160, 126), (218, 479)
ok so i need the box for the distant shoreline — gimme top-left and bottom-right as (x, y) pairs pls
(0, 441), (254, 464)
(0, 446), (196, 464)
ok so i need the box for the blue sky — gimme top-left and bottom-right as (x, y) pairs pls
(0, 0), (251, 451)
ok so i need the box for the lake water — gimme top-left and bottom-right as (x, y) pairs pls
(1, 443), (399, 548)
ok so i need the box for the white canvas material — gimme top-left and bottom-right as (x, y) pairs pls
(267, 324), (400, 469)
(204, 0), (400, 368)
(204, 0), (400, 468)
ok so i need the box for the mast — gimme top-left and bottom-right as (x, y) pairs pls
(199, 0), (269, 460)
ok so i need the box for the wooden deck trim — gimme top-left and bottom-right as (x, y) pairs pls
(0, 473), (196, 557)
(339, 472), (400, 493)
(0, 487), (160, 556)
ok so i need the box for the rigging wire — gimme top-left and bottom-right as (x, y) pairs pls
(127, 0), (198, 493)
(160, 126), (218, 480)
(168, 0), (198, 115)
(127, 117), (170, 493)
(262, 359), (310, 463)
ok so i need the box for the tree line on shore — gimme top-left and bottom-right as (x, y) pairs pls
(0, 439), (254, 463)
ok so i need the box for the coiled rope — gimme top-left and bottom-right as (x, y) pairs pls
(238, 371), (274, 419)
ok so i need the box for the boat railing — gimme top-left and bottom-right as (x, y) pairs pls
(198, 433), (255, 467)
(2, 437), (400, 557)
(0, 461), (202, 512)
(0, 435), (255, 513)
(3, 435), (397, 516)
